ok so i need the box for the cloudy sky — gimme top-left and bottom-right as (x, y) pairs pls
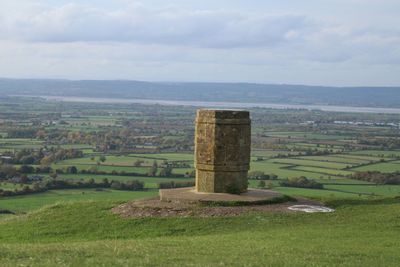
(0, 0), (399, 86)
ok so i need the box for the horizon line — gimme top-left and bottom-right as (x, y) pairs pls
(1, 77), (399, 89)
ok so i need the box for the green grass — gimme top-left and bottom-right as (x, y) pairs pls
(0, 198), (399, 266)
(273, 158), (350, 169)
(335, 154), (386, 162)
(297, 155), (370, 164)
(286, 145), (343, 153)
(324, 184), (400, 197)
(351, 162), (400, 172)
(54, 164), (191, 177)
(171, 168), (193, 175)
(129, 153), (194, 161)
(313, 177), (373, 184)
(0, 138), (44, 150)
(0, 138), (93, 151)
(293, 166), (354, 176)
(58, 156), (156, 166)
(250, 161), (344, 180)
(251, 182), (400, 199)
(292, 142), (344, 148)
(350, 150), (400, 158)
(263, 131), (347, 140)
(0, 138), (42, 144)
(274, 186), (360, 199)
(55, 154), (194, 174)
(54, 163), (150, 174)
(0, 189), (157, 213)
(251, 150), (292, 158)
(249, 183), (368, 199)
(0, 182), (31, 190)
(57, 174), (194, 189)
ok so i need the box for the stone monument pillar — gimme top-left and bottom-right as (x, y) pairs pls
(195, 109), (251, 193)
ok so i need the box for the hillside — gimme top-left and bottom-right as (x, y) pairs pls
(1, 199), (399, 266)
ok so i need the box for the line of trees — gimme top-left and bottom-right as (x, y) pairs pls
(247, 171), (278, 180)
(279, 177), (323, 189)
(158, 181), (195, 189)
(352, 171), (400, 185)
(358, 138), (400, 149)
(0, 148), (83, 165)
(0, 164), (190, 181)
(0, 178), (144, 197)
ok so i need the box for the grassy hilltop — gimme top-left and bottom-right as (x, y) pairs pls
(1, 199), (399, 266)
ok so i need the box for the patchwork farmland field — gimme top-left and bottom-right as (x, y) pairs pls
(1, 97), (400, 266)
(349, 150), (400, 158)
(272, 158), (350, 169)
(351, 162), (400, 172)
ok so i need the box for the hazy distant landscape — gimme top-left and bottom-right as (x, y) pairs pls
(2, 78), (400, 108)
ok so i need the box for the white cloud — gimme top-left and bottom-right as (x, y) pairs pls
(0, 3), (314, 48)
(0, 0), (399, 85)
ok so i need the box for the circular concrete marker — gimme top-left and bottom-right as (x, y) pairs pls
(288, 205), (334, 213)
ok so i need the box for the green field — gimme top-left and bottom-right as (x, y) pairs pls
(274, 186), (364, 199)
(57, 174), (194, 189)
(351, 162), (400, 172)
(0, 139), (44, 149)
(129, 153), (194, 161)
(0, 182), (30, 190)
(273, 158), (350, 169)
(0, 199), (399, 266)
(338, 154), (389, 162)
(297, 155), (371, 164)
(324, 184), (400, 197)
(0, 189), (157, 213)
(293, 166), (354, 176)
(58, 155), (159, 166)
(350, 150), (400, 158)
(54, 163), (150, 174)
(263, 131), (349, 140)
(2, 146), (397, 223)
(250, 161), (344, 180)
(54, 164), (192, 176)
(251, 150), (293, 158)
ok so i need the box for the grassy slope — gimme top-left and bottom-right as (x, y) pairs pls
(0, 189), (158, 213)
(0, 198), (399, 266)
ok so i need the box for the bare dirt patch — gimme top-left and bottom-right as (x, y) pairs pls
(112, 197), (323, 218)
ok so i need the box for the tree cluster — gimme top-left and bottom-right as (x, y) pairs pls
(358, 138), (400, 150)
(158, 181), (195, 189)
(247, 171), (278, 180)
(0, 178), (145, 197)
(352, 171), (400, 185)
(0, 148), (83, 165)
(279, 176), (323, 189)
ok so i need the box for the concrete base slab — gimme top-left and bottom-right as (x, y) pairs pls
(159, 187), (282, 204)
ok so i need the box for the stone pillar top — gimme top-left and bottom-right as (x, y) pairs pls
(196, 109), (250, 124)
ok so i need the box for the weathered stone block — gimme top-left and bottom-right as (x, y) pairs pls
(195, 109), (251, 193)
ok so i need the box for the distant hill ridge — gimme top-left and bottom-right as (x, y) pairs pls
(1, 78), (400, 108)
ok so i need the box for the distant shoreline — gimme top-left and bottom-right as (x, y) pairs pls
(12, 95), (400, 114)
